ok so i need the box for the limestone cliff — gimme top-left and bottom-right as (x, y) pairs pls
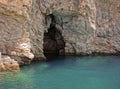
(0, 0), (120, 71)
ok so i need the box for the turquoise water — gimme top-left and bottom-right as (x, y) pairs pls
(0, 55), (120, 89)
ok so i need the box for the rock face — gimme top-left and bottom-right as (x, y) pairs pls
(0, 53), (20, 71)
(0, 0), (35, 65)
(0, 0), (120, 71)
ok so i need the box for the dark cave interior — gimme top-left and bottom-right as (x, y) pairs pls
(43, 14), (65, 55)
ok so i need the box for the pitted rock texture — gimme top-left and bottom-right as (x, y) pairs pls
(0, 0), (34, 65)
(0, 53), (20, 72)
(0, 0), (120, 71)
(40, 0), (120, 55)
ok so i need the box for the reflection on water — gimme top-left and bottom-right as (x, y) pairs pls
(0, 55), (120, 89)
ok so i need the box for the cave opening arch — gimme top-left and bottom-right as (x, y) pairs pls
(43, 14), (65, 55)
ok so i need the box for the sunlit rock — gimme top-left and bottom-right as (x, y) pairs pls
(0, 0), (120, 71)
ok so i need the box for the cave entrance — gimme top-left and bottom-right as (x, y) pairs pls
(43, 14), (65, 55)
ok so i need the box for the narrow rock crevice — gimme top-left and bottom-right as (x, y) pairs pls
(43, 14), (65, 55)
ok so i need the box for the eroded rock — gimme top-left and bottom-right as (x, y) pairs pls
(0, 0), (120, 71)
(0, 53), (20, 72)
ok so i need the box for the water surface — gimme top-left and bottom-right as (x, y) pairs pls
(0, 55), (120, 89)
